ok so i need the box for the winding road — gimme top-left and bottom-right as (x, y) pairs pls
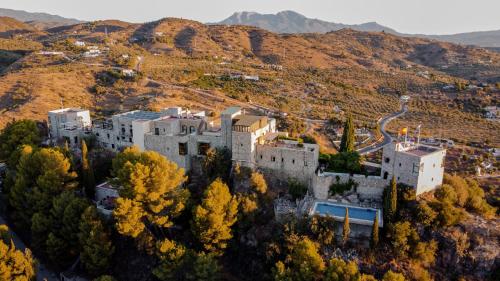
(357, 106), (408, 155)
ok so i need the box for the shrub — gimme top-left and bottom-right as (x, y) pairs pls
(415, 202), (437, 227)
(433, 201), (465, 227)
(435, 184), (458, 205)
(329, 178), (358, 196)
(412, 240), (438, 267)
(288, 179), (308, 200)
(390, 221), (419, 258)
(326, 152), (363, 174)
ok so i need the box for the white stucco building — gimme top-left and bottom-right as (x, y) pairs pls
(48, 108), (92, 146)
(381, 142), (446, 195)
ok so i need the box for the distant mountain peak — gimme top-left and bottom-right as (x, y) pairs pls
(218, 10), (397, 34)
(217, 10), (500, 47)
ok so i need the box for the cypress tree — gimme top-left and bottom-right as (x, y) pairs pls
(371, 212), (379, 249)
(342, 208), (350, 246)
(384, 177), (398, 223)
(81, 140), (95, 198)
(390, 177), (397, 219)
(339, 114), (355, 152)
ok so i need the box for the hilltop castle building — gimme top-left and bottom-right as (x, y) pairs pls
(49, 106), (319, 183)
(48, 106), (445, 196)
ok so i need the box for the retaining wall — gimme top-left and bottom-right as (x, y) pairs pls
(312, 172), (388, 200)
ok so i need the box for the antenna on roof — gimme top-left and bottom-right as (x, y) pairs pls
(416, 124), (422, 145)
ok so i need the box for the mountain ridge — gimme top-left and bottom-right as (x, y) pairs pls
(217, 11), (500, 48)
(0, 8), (82, 29)
(217, 11), (398, 34)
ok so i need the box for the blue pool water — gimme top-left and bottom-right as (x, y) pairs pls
(314, 203), (377, 222)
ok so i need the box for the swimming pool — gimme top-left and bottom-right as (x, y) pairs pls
(311, 202), (382, 226)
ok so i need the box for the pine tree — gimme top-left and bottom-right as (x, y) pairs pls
(250, 172), (267, 195)
(339, 114), (355, 152)
(371, 212), (379, 249)
(273, 237), (325, 281)
(79, 206), (114, 276)
(342, 208), (350, 246)
(82, 140), (96, 199)
(10, 147), (77, 231)
(44, 192), (89, 267)
(113, 147), (189, 239)
(0, 225), (36, 281)
(0, 119), (41, 167)
(192, 178), (239, 255)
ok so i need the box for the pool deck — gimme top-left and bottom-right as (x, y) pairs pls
(309, 200), (384, 227)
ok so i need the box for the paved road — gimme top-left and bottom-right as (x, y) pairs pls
(357, 107), (407, 155)
(0, 215), (58, 281)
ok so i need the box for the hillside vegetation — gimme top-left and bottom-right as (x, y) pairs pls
(0, 17), (498, 145)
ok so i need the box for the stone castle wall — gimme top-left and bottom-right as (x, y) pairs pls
(312, 172), (388, 200)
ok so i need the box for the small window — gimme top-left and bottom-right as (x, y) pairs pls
(271, 156), (276, 162)
(179, 143), (188, 155)
(412, 163), (419, 174)
(281, 158), (284, 162)
(292, 159), (295, 164)
(260, 155), (263, 159)
(96, 133), (100, 137)
(385, 157), (390, 163)
(111, 144), (115, 149)
(155, 128), (160, 135)
(189, 126), (196, 133)
(431, 177), (434, 182)
(304, 161), (308, 166)
(241, 143), (243, 147)
(74, 136), (78, 144)
(383, 172), (389, 180)
(181, 125), (187, 134)
(116, 136), (119, 141)
(129, 138), (132, 142)
(107, 133), (110, 139)
(121, 128), (125, 134)
(399, 163), (402, 167)
(397, 177), (400, 181)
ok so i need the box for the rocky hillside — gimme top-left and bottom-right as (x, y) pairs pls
(0, 17), (498, 145)
(0, 16), (39, 37)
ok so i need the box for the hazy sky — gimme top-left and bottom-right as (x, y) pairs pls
(2, 0), (500, 35)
